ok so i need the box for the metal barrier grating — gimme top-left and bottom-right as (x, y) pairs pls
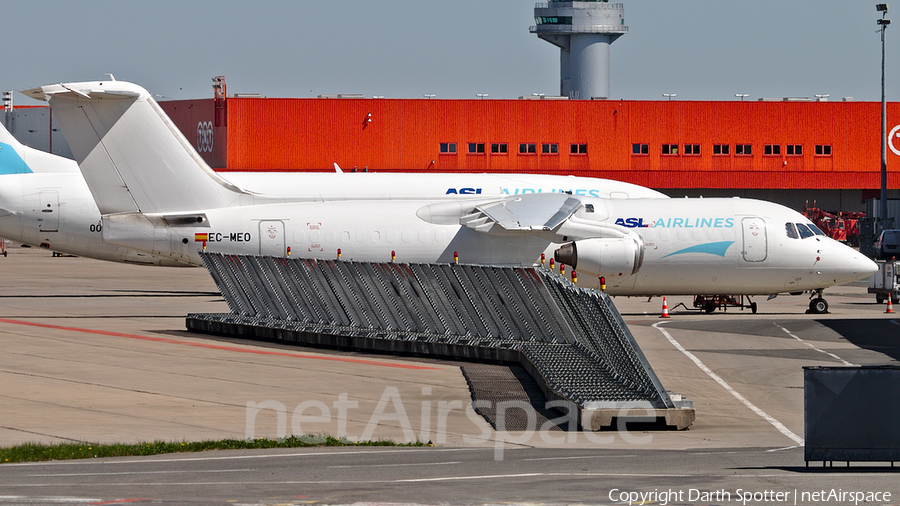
(192, 253), (676, 410)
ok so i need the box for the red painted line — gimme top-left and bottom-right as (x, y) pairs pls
(0, 318), (438, 370)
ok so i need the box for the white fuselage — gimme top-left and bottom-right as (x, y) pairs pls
(590, 198), (872, 295)
(99, 195), (874, 296)
(0, 170), (664, 266)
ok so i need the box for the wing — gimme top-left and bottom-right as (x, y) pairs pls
(460, 192), (580, 232)
(455, 192), (644, 276)
(456, 192), (631, 240)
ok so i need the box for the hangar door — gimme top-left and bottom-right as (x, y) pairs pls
(741, 217), (767, 262)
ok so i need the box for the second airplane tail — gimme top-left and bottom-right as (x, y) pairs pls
(26, 80), (248, 215)
(1, 122), (78, 175)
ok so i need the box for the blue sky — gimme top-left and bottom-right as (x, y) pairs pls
(2, 1), (897, 102)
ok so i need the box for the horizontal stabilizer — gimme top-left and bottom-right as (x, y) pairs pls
(21, 84), (140, 102)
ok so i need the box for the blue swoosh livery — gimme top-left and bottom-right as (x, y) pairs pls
(0, 142), (32, 174)
(660, 241), (735, 259)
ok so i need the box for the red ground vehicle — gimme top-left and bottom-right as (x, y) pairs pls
(803, 205), (865, 246)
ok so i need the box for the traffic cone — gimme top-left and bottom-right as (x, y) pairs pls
(660, 296), (670, 318)
(886, 298), (894, 314)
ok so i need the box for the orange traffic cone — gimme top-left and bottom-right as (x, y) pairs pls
(886, 298), (894, 314)
(660, 296), (670, 318)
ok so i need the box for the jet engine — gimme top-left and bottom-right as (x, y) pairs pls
(554, 236), (644, 278)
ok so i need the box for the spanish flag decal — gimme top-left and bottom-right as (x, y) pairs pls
(195, 233), (209, 242)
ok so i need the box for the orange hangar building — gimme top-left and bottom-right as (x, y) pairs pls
(158, 94), (900, 213)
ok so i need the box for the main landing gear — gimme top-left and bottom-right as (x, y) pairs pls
(807, 289), (829, 315)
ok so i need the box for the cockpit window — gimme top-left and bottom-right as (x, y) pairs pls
(808, 223), (826, 236)
(796, 223), (815, 239)
(785, 223), (799, 239)
(584, 204), (594, 213)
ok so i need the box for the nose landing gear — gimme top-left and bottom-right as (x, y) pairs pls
(807, 289), (829, 314)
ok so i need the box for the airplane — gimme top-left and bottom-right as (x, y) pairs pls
(0, 122), (187, 265)
(0, 119), (665, 265)
(30, 80), (877, 314)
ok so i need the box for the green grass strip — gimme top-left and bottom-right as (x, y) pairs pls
(1, 435), (426, 463)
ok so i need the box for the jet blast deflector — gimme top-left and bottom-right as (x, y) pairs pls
(187, 253), (694, 430)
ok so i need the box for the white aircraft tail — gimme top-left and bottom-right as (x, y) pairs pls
(26, 81), (247, 214)
(0, 122), (78, 175)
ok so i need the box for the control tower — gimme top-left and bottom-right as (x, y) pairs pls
(530, 1), (628, 100)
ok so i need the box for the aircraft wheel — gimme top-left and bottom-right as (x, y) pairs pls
(809, 298), (829, 314)
(704, 302), (717, 313)
(750, 302), (758, 314)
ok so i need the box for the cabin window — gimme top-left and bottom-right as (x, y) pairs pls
(796, 223), (815, 239)
(785, 223), (799, 239)
(584, 204), (595, 213)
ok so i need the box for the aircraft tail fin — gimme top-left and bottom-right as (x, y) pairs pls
(0, 122), (78, 175)
(27, 81), (247, 215)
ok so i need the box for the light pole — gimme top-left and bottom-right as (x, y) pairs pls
(476, 94), (488, 99)
(423, 94), (435, 99)
(735, 93), (749, 101)
(662, 93), (676, 101)
(878, 3), (891, 223)
(815, 94), (830, 101)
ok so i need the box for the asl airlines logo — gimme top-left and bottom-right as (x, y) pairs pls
(446, 188), (482, 195)
(615, 217), (736, 228)
(890, 125), (900, 156)
(196, 121), (214, 153)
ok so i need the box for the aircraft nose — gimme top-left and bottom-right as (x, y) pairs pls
(860, 254), (878, 276)
(824, 240), (877, 284)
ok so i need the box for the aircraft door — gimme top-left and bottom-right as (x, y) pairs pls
(39, 191), (59, 232)
(741, 217), (767, 262)
(259, 220), (285, 256)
